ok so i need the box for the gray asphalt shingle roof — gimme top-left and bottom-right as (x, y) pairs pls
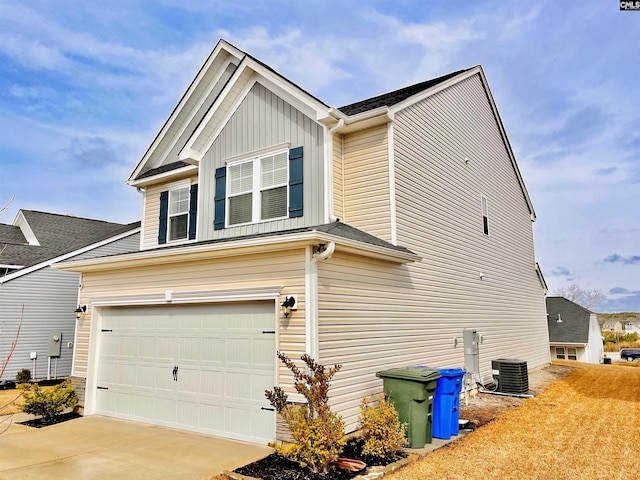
(338, 68), (472, 116)
(546, 296), (593, 344)
(0, 210), (140, 269)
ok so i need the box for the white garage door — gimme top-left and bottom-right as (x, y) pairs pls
(96, 302), (276, 444)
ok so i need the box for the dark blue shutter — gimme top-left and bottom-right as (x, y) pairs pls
(289, 146), (303, 218)
(158, 190), (169, 244)
(188, 184), (198, 240)
(214, 167), (226, 230)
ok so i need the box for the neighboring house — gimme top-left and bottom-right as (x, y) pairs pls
(57, 39), (550, 445)
(546, 296), (603, 364)
(0, 210), (140, 382)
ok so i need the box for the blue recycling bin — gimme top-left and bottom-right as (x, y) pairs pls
(432, 368), (466, 440)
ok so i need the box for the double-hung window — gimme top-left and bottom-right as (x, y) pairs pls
(158, 181), (198, 245)
(227, 150), (289, 226)
(168, 186), (190, 241)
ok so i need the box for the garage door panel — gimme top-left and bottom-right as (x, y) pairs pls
(179, 337), (202, 362)
(97, 302), (276, 444)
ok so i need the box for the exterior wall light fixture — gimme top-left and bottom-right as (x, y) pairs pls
(281, 296), (297, 318)
(75, 305), (87, 319)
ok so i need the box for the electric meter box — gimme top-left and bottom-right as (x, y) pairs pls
(48, 331), (62, 357)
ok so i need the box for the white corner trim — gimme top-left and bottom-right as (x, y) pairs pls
(387, 122), (398, 245)
(305, 246), (319, 359)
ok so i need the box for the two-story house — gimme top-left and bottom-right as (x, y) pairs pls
(57, 39), (550, 445)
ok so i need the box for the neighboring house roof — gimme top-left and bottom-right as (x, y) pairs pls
(546, 296), (593, 344)
(0, 210), (140, 271)
(337, 69), (471, 116)
(0, 224), (26, 245)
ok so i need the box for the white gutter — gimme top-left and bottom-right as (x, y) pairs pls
(325, 119), (344, 223)
(54, 230), (420, 273)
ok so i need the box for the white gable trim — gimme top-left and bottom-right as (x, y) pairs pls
(390, 66), (537, 220)
(179, 57), (333, 163)
(128, 164), (198, 188)
(13, 210), (40, 246)
(2, 227), (140, 284)
(128, 40), (245, 182)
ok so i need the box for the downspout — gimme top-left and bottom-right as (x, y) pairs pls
(305, 241), (336, 360)
(325, 119), (344, 223)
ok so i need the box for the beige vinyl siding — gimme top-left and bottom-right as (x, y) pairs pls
(144, 51), (233, 172)
(333, 133), (344, 219)
(199, 81), (325, 239)
(317, 74), (549, 433)
(342, 125), (392, 242)
(392, 74), (549, 370)
(141, 175), (198, 250)
(73, 250), (307, 391)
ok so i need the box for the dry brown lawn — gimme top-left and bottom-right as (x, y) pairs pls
(386, 361), (640, 479)
(0, 389), (24, 415)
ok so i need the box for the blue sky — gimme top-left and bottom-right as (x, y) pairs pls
(0, 1), (638, 312)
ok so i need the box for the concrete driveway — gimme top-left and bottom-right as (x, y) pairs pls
(0, 413), (272, 479)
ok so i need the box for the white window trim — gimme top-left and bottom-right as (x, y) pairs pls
(226, 148), (289, 227)
(166, 179), (192, 243)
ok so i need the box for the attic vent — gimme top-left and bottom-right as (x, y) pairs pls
(491, 358), (529, 394)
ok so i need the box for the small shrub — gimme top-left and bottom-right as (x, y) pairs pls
(358, 393), (407, 458)
(265, 352), (345, 474)
(18, 378), (78, 422)
(15, 368), (31, 383)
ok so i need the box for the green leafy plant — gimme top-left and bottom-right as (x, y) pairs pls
(358, 393), (407, 458)
(15, 368), (31, 383)
(265, 352), (345, 474)
(18, 378), (78, 422)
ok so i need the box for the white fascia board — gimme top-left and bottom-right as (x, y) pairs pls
(242, 57), (332, 122)
(127, 164), (198, 188)
(180, 58), (333, 163)
(389, 65), (537, 221)
(0, 264), (24, 269)
(389, 67), (481, 114)
(330, 107), (392, 135)
(476, 67), (537, 221)
(128, 41), (244, 182)
(14, 210), (40, 246)
(55, 230), (419, 273)
(2, 227), (140, 284)
(179, 60), (254, 162)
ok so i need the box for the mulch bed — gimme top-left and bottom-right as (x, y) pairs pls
(17, 411), (81, 428)
(234, 439), (406, 480)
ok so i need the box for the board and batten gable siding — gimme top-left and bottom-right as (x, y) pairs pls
(341, 125), (392, 242)
(199, 82), (325, 240)
(73, 250), (307, 398)
(392, 73), (549, 368)
(142, 175), (198, 250)
(0, 268), (78, 381)
(144, 52), (234, 171)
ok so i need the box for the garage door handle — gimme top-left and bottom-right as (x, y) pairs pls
(261, 407), (275, 411)
(262, 330), (275, 334)
(172, 365), (179, 381)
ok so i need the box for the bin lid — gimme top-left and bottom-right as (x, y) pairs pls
(437, 368), (466, 377)
(376, 366), (441, 382)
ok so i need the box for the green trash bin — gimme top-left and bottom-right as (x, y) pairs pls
(376, 367), (441, 448)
